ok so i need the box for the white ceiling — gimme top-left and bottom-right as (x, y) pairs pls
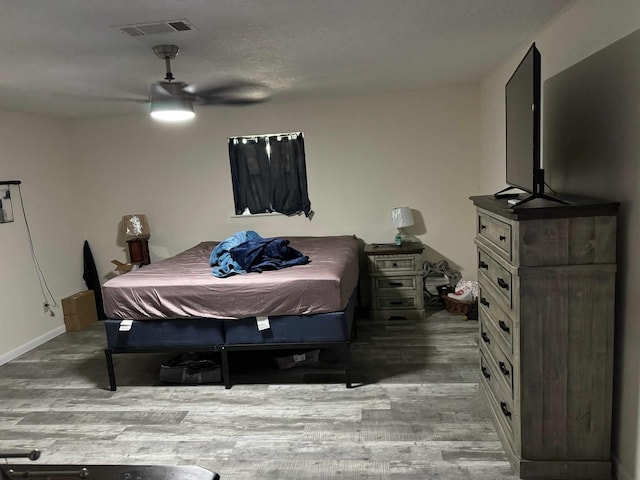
(0, 0), (571, 120)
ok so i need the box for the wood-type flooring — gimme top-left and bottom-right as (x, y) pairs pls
(0, 308), (520, 479)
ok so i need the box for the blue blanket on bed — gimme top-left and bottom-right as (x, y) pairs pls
(209, 231), (309, 277)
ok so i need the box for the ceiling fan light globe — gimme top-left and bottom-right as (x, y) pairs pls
(149, 93), (195, 121)
(150, 109), (195, 121)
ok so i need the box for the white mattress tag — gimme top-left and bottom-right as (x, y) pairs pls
(293, 353), (306, 363)
(119, 320), (133, 332)
(256, 316), (270, 331)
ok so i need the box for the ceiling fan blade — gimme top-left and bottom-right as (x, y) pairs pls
(188, 80), (271, 106)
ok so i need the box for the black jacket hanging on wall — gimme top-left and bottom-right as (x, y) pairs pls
(228, 133), (312, 217)
(83, 240), (107, 320)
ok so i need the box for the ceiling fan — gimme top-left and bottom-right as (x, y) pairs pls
(149, 44), (270, 121)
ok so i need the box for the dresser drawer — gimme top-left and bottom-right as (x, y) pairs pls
(478, 249), (513, 308)
(477, 211), (512, 259)
(370, 254), (418, 272)
(480, 319), (514, 397)
(478, 286), (513, 354)
(480, 351), (514, 441)
(374, 276), (418, 293)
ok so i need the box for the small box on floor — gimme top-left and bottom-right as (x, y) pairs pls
(274, 349), (320, 370)
(160, 352), (221, 384)
(61, 290), (98, 331)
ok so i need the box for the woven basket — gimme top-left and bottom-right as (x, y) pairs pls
(441, 294), (478, 316)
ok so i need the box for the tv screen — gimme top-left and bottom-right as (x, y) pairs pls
(505, 43), (541, 194)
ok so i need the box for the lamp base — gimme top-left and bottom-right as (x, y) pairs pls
(126, 238), (150, 265)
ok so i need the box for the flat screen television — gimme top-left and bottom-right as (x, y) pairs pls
(495, 43), (565, 207)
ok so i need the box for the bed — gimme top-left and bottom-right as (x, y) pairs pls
(102, 235), (360, 390)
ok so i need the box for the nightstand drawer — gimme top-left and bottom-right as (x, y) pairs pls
(375, 276), (418, 292)
(477, 211), (512, 259)
(370, 255), (418, 272)
(376, 295), (418, 310)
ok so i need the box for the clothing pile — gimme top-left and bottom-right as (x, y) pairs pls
(209, 230), (309, 278)
(447, 279), (479, 302)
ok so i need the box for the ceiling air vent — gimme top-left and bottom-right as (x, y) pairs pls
(115, 19), (196, 37)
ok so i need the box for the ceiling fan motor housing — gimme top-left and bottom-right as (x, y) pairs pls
(152, 44), (179, 60)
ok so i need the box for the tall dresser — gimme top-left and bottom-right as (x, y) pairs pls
(470, 195), (618, 480)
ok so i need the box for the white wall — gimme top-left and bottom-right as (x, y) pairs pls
(0, 112), (84, 361)
(71, 85), (481, 286)
(479, 2), (640, 479)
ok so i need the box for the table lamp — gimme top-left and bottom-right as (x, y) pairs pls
(391, 207), (414, 246)
(121, 214), (151, 265)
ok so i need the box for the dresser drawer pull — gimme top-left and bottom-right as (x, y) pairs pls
(498, 320), (510, 333)
(480, 224), (487, 230)
(388, 281), (403, 287)
(390, 301), (404, 305)
(499, 361), (510, 377)
(478, 261), (488, 270)
(392, 262), (398, 268)
(497, 278), (509, 290)
(481, 367), (491, 379)
(480, 297), (490, 307)
(481, 332), (490, 344)
(500, 402), (512, 418)
(499, 235), (506, 242)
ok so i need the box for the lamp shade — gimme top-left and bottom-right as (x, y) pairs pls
(149, 82), (195, 122)
(391, 207), (414, 228)
(121, 214), (150, 239)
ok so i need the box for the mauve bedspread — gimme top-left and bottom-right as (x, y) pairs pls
(103, 235), (359, 320)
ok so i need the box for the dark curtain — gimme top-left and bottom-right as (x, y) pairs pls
(269, 133), (312, 217)
(228, 137), (271, 214)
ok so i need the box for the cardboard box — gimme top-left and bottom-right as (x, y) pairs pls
(61, 290), (98, 332)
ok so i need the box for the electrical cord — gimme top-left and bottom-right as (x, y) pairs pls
(16, 184), (58, 309)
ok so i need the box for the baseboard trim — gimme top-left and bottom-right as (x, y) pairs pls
(0, 326), (66, 366)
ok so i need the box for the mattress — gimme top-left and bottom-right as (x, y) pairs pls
(103, 235), (359, 320)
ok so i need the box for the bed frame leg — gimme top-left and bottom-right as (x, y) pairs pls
(105, 349), (117, 391)
(220, 347), (231, 389)
(344, 343), (352, 388)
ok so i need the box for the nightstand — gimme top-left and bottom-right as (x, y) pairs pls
(364, 242), (425, 320)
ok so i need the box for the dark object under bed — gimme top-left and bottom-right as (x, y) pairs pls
(102, 236), (359, 391)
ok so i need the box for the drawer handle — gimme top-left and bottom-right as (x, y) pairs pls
(480, 224), (487, 230)
(498, 320), (510, 333)
(499, 361), (510, 377)
(481, 332), (490, 344)
(390, 301), (405, 305)
(388, 281), (403, 287)
(480, 297), (490, 308)
(481, 367), (491, 379)
(497, 278), (509, 290)
(499, 235), (506, 242)
(392, 262), (398, 268)
(478, 261), (488, 270)
(500, 402), (512, 418)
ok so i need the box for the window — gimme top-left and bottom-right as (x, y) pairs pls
(228, 132), (312, 217)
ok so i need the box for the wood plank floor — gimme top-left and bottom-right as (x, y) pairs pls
(0, 308), (520, 479)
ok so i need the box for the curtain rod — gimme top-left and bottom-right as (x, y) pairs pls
(228, 131), (303, 140)
(0, 180), (21, 186)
